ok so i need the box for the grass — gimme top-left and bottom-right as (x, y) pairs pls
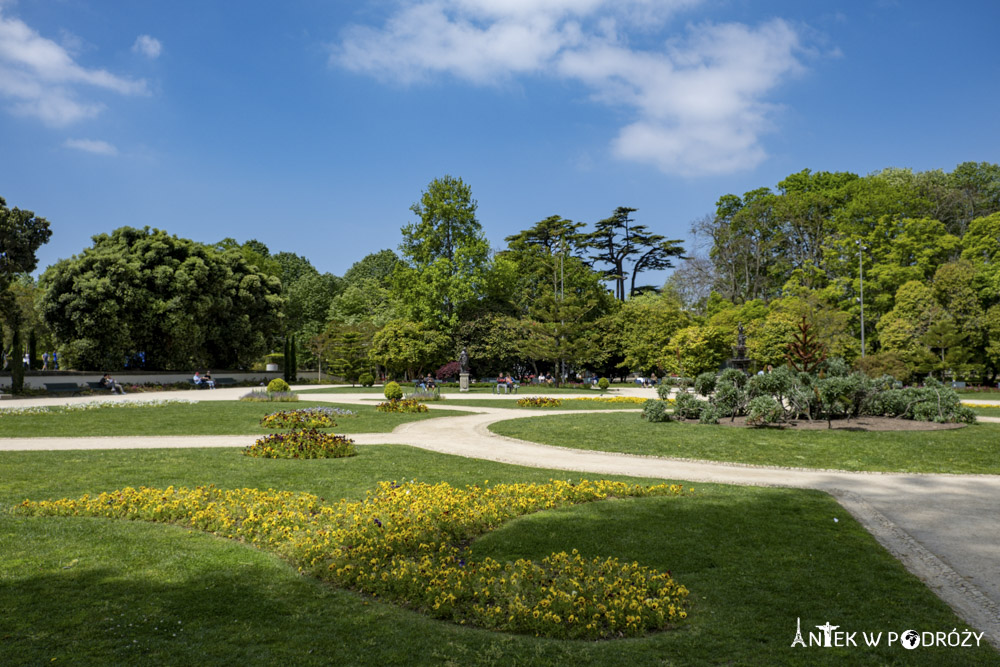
(298, 385), (612, 395)
(0, 401), (466, 437)
(1, 445), (995, 665)
(440, 398), (643, 410)
(489, 413), (1000, 474)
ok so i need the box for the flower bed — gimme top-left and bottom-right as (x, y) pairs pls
(517, 397), (562, 408)
(0, 399), (192, 417)
(239, 390), (299, 402)
(18, 479), (691, 639)
(259, 407), (355, 429)
(376, 398), (428, 413)
(568, 397), (647, 405)
(243, 429), (356, 459)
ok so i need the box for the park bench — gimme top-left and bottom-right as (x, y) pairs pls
(44, 382), (83, 395)
(188, 379), (210, 389)
(214, 377), (237, 387)
(86, 381), (106, 391)
(493, 380), (519, 394)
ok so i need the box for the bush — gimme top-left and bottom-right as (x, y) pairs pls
(376, 398), (428, 413)
(436, 361), (461, 381)
(240, 389), (299, 403)
(384, 381), (403, 400)
(640, 399), (672, 423)
(698, 405), (720, 424)
(692, 372), (717, 397)
(359, 372), (375, 387)
(598, 377), (610, 392)
(717, 368), (747, 388)
(407, 387), (444, 402)
(267, 378), (291, 393)
(656, 384), (672, 400)
(746, 396), (783, 427)
(673, 392), (708, 420)
(711, 380), (745, 418)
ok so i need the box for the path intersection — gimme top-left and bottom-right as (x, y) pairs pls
(2, 385), (998, 648)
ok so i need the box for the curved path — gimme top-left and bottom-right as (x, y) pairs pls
(2, 385), (998, 649)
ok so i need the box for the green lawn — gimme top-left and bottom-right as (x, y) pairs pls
(489, 413), (1000, 474)
(441, 398), (643, 410)
(1, 445), (994, 666)
(0, 401), (466, 437)
(298, 385), (611, 395)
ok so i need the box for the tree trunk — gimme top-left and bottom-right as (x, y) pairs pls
(11, 329), (24, 394)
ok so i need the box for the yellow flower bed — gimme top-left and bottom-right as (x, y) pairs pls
(568, 396), (648, 405)
(516, 396), (562, 407)
(18, 479), (691, 639)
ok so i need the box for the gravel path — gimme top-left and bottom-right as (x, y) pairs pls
(2, 385), (998, 648)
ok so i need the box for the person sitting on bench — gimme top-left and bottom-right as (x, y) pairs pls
(99, 373), (126, 395)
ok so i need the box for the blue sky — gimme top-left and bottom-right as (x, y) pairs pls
(2, 1), (999, 282)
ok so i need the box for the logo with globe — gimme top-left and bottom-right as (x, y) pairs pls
(901, 630), (920, 649)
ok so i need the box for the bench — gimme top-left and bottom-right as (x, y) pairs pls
(44, 382), (83, 395)
(188, 379), (210, 389)
(214, 377), (237, 387)
(493, 382), (519, 394)
(86, 381), (107, 391)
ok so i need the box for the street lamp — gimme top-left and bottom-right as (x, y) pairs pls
(857, 241), (867, 358)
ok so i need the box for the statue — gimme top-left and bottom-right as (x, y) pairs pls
(737, 322), (746, 349)
(459, 347), (469, 374)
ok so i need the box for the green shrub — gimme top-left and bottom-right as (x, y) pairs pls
(711, 380), (745, 418)
(673, 393), (708, 420)
(717, 368), (746, 388)
(698, 405), (720, 424)
(598, 377), (610, 392)
(656, 384), (672, 400)
(384, 381), (403, 400)
(267, 378), (291, 394)
(693, 372), (717, 397)
(746, 396), (783, 427)
(407, 387), (443, 402)
(359, 372), (375, 387)
(640, 399), (672, 423)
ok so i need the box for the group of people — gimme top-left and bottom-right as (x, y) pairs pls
(417, 374), (437, 390)
(193, 371), (216, 389)
(98, 373), (126, 395)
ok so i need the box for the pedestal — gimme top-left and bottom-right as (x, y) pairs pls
(459, 372), (470, 392)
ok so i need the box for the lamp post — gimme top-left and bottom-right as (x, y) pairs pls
(857, 241), (867, 358)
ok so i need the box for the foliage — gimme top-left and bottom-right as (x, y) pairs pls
(40, 227), (282, 371)
(18, 480), (690, 639)
(375, 398), (428, 413)
(745, 396), (783, 427)
(673, 393), (709, 420)
(516, 396), (562, 407)
(613, 293), (689, 373)
(692, 372), (717, 396)
(664, 325), (729, 377)
(785, 315), (827, 373)
(267, 378), (291, 394)
(259, 408), (354, 429)
(406, 387), (443, 402)
(597, 377), (610, 392)
(383, 381), (403, 400)
(243, 429), (357, 459)
(640, 399), (672, 423)
(436, 360), (461, 380)
(369, 319), (450, 380)
(358, 372), (375, 387)
(239, 390), (299, 403)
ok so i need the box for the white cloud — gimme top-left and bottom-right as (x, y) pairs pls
(132, 34), (161, 59)
(0, 9), (148, 126)
(63, 137), (118, 155)
(332, 1), (807, 175)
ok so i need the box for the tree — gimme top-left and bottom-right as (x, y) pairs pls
(395, 176), (490, 329)
(663, 326), (729, 377)
(0, 196), (52, 393)
(40, 227), (283, 370)
(585, 207), (684, 301)
(368, 319), (450, 380)
(318, 322), (374, 385)
(614, 293), (689, 374)
(785, 316), (827, 373)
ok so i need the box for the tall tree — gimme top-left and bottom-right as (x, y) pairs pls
(395, 176), (490, 329)
(0, 196), (52, 392)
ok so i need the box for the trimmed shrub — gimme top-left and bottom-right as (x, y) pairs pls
(359, 372), (375, 387)
(267, 378), (291, 394)
(698, 405), (720, 425)
(717, 368), (746, 388)
(656, 384), (672, 400)
(673, 392), (708, 420)
(641, 399), (672, 423)
(692, 372), (717, 397)
(746, 396), (783, 427)
(598, 377), (610, 392)
(384, 381), (403, 400)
